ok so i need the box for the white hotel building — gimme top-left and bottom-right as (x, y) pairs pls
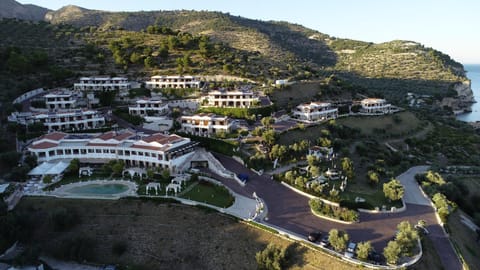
(74, 76), (131, 91)
(180, 113), (233, 137)
(44, 91), (77, 110)
(203, 89), (259, 108)
(145, 75), (201, 89)
(360, 98), (392, 115)
(128, 99), (169, 116)
(292, 102), (338, 122)
(9, 110), (105, 132)
(28, 131), (198, 172)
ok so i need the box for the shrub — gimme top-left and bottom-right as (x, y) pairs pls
(255, 243), (288, 270)
(309, 199), (359, 222)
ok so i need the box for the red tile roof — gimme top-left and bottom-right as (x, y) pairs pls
(41, 132), (67, 141)
(97, 131), (116, 140)
(143, 133), (182, 144)
(130, 144), (166, 151)
(30, 141), (58, 149)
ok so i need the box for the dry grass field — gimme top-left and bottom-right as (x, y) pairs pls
(14, 197), (357, 270)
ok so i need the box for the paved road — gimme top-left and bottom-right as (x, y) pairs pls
(212, 154), (462, 270)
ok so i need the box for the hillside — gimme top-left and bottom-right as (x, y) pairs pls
(43, 6), (470, 98)
(0, 2), (472, 106)
(0, 0), (50, 21)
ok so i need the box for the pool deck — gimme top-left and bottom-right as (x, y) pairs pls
(49, 180), (138, 199)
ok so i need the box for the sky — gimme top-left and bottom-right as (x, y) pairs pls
(18, 0), (480, 64)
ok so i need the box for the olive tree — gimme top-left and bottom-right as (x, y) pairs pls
(383, 240), (401, 265)
(383, 178), (404, 201)
(328, 229), (349, 251)
(356, 241), (373, 261)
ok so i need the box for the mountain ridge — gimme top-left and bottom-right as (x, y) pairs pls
(0, 0), (50, 21)
(0, 1), (473, 106)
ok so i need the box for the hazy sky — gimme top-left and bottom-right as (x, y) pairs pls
(18, 0), (480, 64)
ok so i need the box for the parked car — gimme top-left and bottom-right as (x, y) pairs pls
(307, 231), (322, 242)
(414, 224), (430, 235)
(344, 242), (356, 258)
(368, 251), (384, 264)
(319, 235), (330, 247)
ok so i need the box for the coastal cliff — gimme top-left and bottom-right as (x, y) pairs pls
(440, 80), (475, 113)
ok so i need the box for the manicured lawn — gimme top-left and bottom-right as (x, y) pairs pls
(340, 188), (403, 210)
(180, 180), (234, 208)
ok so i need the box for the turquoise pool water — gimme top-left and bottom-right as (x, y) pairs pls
(65, 183), (129, 196)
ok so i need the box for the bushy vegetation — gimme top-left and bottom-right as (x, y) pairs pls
(255, 243), (288, 270)
(328, 229), (349, 252)
(309, 199), (359, 222)
(113, 108), (144, 126)
(383, 221), (419, 265)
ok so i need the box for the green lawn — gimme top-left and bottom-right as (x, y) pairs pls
(180, 180), (234, 208)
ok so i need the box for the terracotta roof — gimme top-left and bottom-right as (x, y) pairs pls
(142, 133), (175, 143)
(86, 142), (118, 147)
(114, 132), (135, 141)
(30, 141), (58, 149)
(97, 131), (116, 140)
(130, 144), (167, 151)
(41, 132), (67, 141)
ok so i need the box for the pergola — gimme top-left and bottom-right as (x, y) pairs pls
(122, 167), (147, 180)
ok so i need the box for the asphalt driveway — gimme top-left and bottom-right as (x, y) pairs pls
(212, 154), (462, 270)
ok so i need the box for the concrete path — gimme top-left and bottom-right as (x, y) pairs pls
(397, 165), (431, 205)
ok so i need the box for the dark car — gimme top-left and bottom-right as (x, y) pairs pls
(368, 251), (384, 265)
(319, 235), (330, 247)
(307, 231), (321, 242)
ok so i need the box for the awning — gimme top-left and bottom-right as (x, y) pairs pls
(28, 160), (71, 176)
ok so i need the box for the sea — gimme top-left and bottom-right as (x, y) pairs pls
(456, 64), (480, 122)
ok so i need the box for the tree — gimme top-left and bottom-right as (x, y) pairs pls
(261, 116), (273, 128)
(255, 243), (287, 270)
(432, 193), (450, 222)
(129, 52), (142, 64)
(356, 241), (373, 261)
(341, 157), (354, 180)
(367, 170), (379, 186)
(328, 229), (349, 251)
(144, 56), (155, 68)
(395, 221), (419, 255)
(67, 159), (80, 176)
(306, 155), (317, 167)
(383, 240), (401, 265)
(383, 179), (404, 201)
(111, 160), (125, 177)
(309, 165), (320, 177)
(262, 129), (277, 146)
(158, 45), (169, 59)
(269, 144), (287, 161)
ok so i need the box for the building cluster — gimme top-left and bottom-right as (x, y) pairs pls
(74, 76), (132, 91)
(145, 75), (201, 89)
(292, 98), (393, 122)
(28, 131), (198, 172)
(201, 89), (259, 108)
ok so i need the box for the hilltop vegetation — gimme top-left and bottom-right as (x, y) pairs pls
(0, 5), (470, 107)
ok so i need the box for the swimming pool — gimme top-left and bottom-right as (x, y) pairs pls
(65, 183), (129, 196)
(50, 180), (137, 199)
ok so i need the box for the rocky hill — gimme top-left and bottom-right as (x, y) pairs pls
(0, 1), (473, 105)
(0, 0), (50, 21)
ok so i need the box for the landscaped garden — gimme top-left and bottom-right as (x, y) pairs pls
(180, 180), (234, 208)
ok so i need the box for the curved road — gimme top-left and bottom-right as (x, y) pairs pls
(212, 154), (461, 270)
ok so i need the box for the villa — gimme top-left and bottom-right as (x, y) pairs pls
(292, 102), (338, 122)
(359, 98), (392, 115)
(44, 91), (77, 110)
(74, 76), (131, 91)
(28, 130), (198, 172)
(308, 146), (334, 160)
(180, 113), (234, 137)
(202, 89), (259, 108)
(128, 99), (169, 116)
(145, 75), (201, 89)
(9, 109), (105, 132)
